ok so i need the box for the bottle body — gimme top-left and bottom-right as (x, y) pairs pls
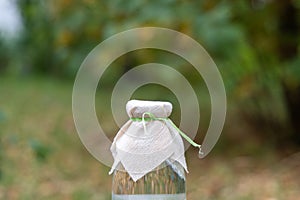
(112, 160), (186, 200)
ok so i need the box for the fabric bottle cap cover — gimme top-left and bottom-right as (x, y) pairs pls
(109, 100), (195, 181)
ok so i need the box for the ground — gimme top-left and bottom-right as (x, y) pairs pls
(0, 76), (299, 199)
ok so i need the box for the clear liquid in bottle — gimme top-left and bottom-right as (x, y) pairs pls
(112, 160), (186, 200)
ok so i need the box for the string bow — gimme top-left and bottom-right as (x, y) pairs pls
(130, 112), (204, 156)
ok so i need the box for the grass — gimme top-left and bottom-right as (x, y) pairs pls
(0, 76), (299, 199)
(0, 76), (111, 199)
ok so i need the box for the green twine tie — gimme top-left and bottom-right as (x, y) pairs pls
(130, 112), (203, 155)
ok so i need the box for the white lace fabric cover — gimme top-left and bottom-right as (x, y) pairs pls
(109, 100), (188, 182)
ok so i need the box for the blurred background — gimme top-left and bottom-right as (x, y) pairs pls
(1, 0), (300, 199)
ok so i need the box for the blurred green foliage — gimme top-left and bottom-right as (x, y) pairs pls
(28, 139), (52, 162)
(1, 1), (300, 199)
(2, 0), (300, 145)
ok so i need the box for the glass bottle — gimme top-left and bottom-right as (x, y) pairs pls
(112, 159), (186, 200)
